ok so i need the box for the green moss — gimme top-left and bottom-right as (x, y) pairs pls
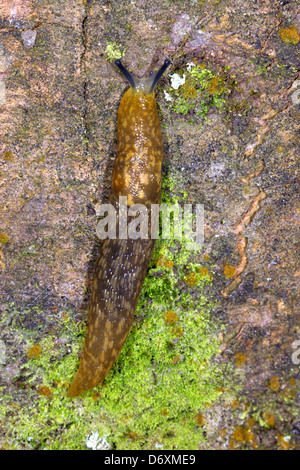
(165, 62), (236, 119)
(105, 42), (126, 62)
(0, 176), (233, 450)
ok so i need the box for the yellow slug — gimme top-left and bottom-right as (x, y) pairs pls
(67, 58), (170, 397)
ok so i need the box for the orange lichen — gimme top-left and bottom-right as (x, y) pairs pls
(223, 265), (236, 279)
(4, 151), (14, 162)
(164, 311), (178, 325)
(198, 266), (213, 280)
(262, 412), (275, 428)
(164, 312), (183, 337)
(231, 399), (239, 409)
(279, 26), (299, 44)
(269, 376), (281, 392)
(276, 434), (290, 450)
(246, 429), (259, 449)
(171, 326), (183, 337)
(37, 386), (52, 398)
(156, 257), (174, 269)
(232, 425), (245, 442)
(289, 377), (296, 388)
(195, 413), (205, 426)
(228, 437), (236, 450)
(231, 424), (259, 449)
(26, 344), (42, 359)
(0, 233), (9, 244)
(184, 272), (199, 287)
(208, 76), (221, 95)
(235, 352), (246, 367)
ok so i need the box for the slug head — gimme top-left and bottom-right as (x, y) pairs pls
(115, 58), (171, 95)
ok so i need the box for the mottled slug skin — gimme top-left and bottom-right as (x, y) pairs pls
(67, 83), (164, 397)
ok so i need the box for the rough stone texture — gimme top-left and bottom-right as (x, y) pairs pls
(0, 0), (299, 449)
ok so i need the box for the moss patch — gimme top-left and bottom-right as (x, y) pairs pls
(0, 176), (233, 450)
(164, 62), (236, 119)
(105, 42), (126, 61)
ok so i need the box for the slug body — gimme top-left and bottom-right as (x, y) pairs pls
(67, 59), (170, 397)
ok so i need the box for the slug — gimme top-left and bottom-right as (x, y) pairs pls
(67, 58), (170, 397)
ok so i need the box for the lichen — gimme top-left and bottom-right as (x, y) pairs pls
(278, 26), (299, 45)
(26, 344), (42, 359)
(268, 376), (281, 392)
(223, 264), (236, 279)
(164, 62), (236, 119)
(229, 423), (259, 450)
(105, 42), (126, 61)
(4, 151), (14, 162)
(0, 233), (9, 244)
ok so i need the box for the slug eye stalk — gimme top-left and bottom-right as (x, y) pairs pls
(149, 59), (171, 93)
(115, 59), (136, 89)
(115, 58), (171, 94)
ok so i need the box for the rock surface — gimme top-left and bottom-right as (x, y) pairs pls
(0, 0), (299, 450)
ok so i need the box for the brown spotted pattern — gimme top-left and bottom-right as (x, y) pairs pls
(111, 88), (163, 207)
(67, 88), (163, 397)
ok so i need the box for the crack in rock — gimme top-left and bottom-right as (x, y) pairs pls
(81, 0), (90, 154)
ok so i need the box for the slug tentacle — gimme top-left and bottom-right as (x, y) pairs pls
(67, 58), (170, 398)
(149, 59), (171, 93)
(115, 59), (136, 89)
(115, 58), (171, 95)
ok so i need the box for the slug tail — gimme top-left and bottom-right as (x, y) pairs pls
(67, 237), (155, 398)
